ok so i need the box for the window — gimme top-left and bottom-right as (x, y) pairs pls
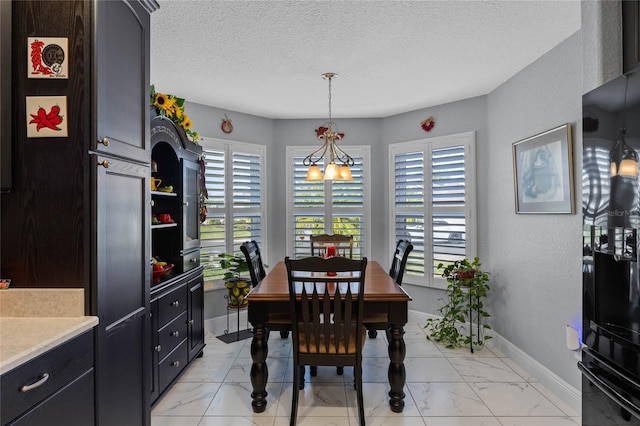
(200, 137), (267, 281)
(390, 132), (476, 289)
(286, 146), (371, 259)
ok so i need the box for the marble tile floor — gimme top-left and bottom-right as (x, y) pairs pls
(151, 323), (581, 426)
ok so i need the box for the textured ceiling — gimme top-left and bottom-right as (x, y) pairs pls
(150, 0), (581, 119)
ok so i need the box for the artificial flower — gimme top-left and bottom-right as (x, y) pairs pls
(150, 84), (200, 144)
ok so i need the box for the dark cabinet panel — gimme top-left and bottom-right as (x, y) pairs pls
(623, 0), (640, 73)
(95, 0), (150, 163)
(99, 312), (147, 426)
(94, 154), (150, 325)
(188, 275), (205, 361)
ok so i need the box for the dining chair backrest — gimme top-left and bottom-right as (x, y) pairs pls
(389, 239), (413, 286)
(284, 255), (368, 425)
(240, 240), (266, 287)
(309, 234), (354, 258)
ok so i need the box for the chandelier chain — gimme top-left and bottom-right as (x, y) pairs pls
(328, 75), (332, 127)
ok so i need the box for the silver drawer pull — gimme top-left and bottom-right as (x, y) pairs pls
(155, 345), (161, 352)
(190, 258), (197, 263)
(171, 361), (180, 368)
(20, 373), (50, 392)
(189, 319), (195, 325)
(171, 301), (179, 307)
(170, 331), (180, 337)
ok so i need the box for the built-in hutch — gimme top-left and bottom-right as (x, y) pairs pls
(149, 114), (205, 403)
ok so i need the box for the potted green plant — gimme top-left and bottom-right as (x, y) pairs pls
(424, 256), (491, 350)
(218, 252), (252, 307)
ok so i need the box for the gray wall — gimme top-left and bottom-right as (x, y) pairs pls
(484, 31), (583, 390)
(185, 0), (622, 392)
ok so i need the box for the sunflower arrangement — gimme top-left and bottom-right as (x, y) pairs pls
(150, 85), (200, 144)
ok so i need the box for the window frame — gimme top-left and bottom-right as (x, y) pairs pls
(285, 145), (371, 259)
(389, 131), (477, 289)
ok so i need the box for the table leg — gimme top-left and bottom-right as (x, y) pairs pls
(250, 323), (269, 413)
(387, 323), (406, 413)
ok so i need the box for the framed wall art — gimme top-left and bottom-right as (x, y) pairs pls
(27, 37), (68, 79)
(512, 123), (574, 214)
(26, 96), (68, 138)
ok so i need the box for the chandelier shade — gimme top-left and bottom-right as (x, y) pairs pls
(303, 73), (354, 181)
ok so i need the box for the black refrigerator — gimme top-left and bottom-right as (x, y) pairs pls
(581, 70), (640, 425)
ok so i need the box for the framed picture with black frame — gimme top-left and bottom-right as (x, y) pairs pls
(512, 123), (574, 214)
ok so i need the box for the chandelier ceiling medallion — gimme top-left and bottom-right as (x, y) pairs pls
(304, 72), (354, 181)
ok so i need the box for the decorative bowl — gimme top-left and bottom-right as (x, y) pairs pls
(152, 263), (174, 283)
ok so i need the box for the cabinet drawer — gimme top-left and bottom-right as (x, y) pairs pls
(182, 250), (200, 272)
(1, 330), (94, 425)
(157, 283), (187, 328)
(158, 311), (188, 360)
(7, 369), (94, 426)
(158, 340), (188, 391)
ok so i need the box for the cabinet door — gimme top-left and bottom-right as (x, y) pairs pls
(188, 273), (205, 361)
(94, 154), (150, 426)
(182, 159), (201, 252)
(623, 0), (640, 73)
(95, 0), (150, 163)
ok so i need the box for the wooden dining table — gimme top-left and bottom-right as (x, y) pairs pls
(245, 260), (412, 413)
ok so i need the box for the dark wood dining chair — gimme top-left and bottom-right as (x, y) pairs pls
(240, 240), (266, 285)
(285, 256), (368, 426)
(310, 234), (354, 258)
(240, 240), (290, 338)
(363, 239), (413, 338)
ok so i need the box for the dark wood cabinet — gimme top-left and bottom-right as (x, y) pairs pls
(623, 0), (640, 73)
(149, 115), (204, 404)
(0, 1), (158, 425)
(188, 274), (205, 361)
(1, 330), (95, 426)
(150, 268), (204, 404)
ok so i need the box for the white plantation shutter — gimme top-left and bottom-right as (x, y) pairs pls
(390, 132), (476, 288)
(288, 146), (370, 259)
(201, 139), (266, 281)
(393, 151), (425, 277)
(430, 145), (466, 277)
(292, 155), (325, 257)
(331, 158), (364, 258)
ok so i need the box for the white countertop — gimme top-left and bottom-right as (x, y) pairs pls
(0, 316), (98, 375)
(0, 288), (98, 375)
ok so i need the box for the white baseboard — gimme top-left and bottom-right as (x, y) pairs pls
(205, 309), (581, 415)
(408, 309), (581, 415)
